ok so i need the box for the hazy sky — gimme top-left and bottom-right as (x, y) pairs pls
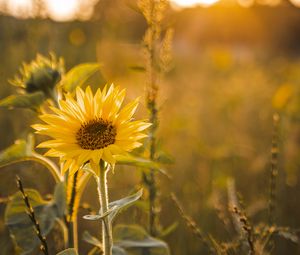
(1, 0), (299, 21)
(0, 0), (98, 21)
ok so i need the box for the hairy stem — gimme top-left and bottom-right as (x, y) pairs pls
(145, 0), (159, 237)
(96, 160), (112, 255)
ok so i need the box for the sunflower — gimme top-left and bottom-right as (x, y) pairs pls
(32, 85), (151, 175)
(10, 53), (64, 96)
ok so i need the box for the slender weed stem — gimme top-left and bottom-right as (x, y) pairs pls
(67, 170), (79, 250)
(16, 176), (49, 255)
(232, 206), (255, 255)
(141, 0), (160, 236)
(170, 193), (216, 254)
(268, 113), (280, 225)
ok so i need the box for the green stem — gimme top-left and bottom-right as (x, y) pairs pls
(96, 160), (112, 255)
(148, 100), (158, 236)
(67, 171), (79, 250)
(56, 219), (68, 249)
(31, 152), (62, 181)
(144, 0), (160, 237)
(1, 154), (62, 182)
(67, 220), (78, 251)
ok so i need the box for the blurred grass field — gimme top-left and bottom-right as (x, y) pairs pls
(1, 1), (300, 254)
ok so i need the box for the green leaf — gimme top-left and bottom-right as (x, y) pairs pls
(82, 231), (103, 250)
(0, 138), (33, 168)
(4, 189), (60, 254)
(0, 92), (45, 109)
(4, 189), (54, 254)
(108, 189), (143, 222)
(0, 227), (21, 255)
(57, 248), (78, 255)
(63, 63), (101, 92)
(4, 189), (47, 222)
(116, 154), (170, 178)
(114, 225), (170, 255)
(83, 189), (143, 222)
(53, 182), (66, 217)
(112, 246), (127, 255)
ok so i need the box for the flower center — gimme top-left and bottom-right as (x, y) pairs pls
(76, 118), (117, 150)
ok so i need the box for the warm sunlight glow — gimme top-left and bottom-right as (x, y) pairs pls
(6, 0), (33, 18)
(1, 0), (83, 21)
(171, 0), (220, 7)
(44, 0), (79, 21)
(290, 0), (300, 6)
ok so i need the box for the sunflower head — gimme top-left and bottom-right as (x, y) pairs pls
(10, 53), (64, 97)
(32, 84), (151, 175)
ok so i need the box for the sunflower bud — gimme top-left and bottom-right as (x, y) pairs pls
(25, 67), (61, 95)
(10, 53), (64, 98)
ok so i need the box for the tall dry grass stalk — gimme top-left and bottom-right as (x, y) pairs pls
(138, 0), (173, 236)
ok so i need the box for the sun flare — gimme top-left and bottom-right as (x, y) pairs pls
(171, 0), (220, 7)
(44, 0), (79, 21)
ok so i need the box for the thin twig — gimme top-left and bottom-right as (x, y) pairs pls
(232, 206), (255, 255)
(16, 176), (49, 255)
(170, 193), (216, 254)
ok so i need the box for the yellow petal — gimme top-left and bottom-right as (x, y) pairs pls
(115, 97), (139, 124)
(103, 148), (116, 164)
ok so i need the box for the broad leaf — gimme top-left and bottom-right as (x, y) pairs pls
(5, 188), (63, 254)
(57, 248), (78, 255)
(113, 246), (127, 255)
(4, 189), (47, 221)
(83, 232), (127, 255)
(83, 189), (143, 222)
(108, 189), (143, 222)
(0, 91), (45, 109)
(0, 139), (33, 168)
(5, 189), (53, 254)
(53, 182), (66, 217)
(0, 227), (21, 255)
(82, 231), (103, 250)
(114, 225), (170, 255)
(0, 135), (61, 182)
(63, 63), (101, 92)
(116, 154), (169, 177)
